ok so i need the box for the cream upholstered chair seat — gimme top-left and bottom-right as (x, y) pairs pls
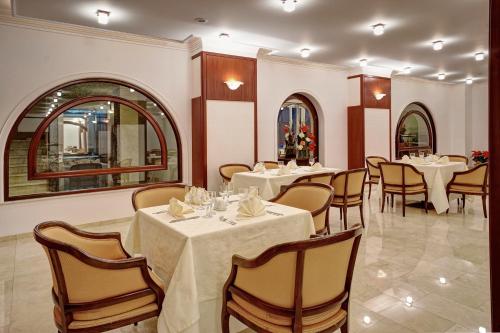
(365, 156), (388, 199)
(330, 168), (367, 230)
(446, 163), (488, 217)
(219, 163), (252, 182)
(34, 221), (165, 333)
(384, 184), (426, 193)
(221, 225), (363, 333)
(132, 183), (186, 211)
(270, 183), (334, 235)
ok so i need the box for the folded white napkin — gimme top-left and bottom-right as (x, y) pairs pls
(410, 156), (425, 165)
(168, 198), (194, 218)
(253, 162), (266, 172)
(185, 187), (207, 205)
(437, 156), (450, 164)
(402, 155), (411, 162)
(429, 154), (440, 162)
(277, 165), (291, 175)
(287, 160), (298, 170)
(310, 162), (323, 171)
(237, 194), (265, 218)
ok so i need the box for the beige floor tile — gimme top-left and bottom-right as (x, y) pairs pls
(379, 302), (455, 332)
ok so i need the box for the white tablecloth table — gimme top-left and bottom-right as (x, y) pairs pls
(377, 161), (467, 214)
(125, 198), (315, 333)
(231, 166), (341, 200)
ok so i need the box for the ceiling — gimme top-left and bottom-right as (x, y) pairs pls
(12, 0), (489, 83)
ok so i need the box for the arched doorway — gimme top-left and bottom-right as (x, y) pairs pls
(395, 102), (436, 159)
(276, 94), (319, 165)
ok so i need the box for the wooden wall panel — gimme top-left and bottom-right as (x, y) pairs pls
(363, 76), (391, 109)
(348, 106), (365, 169)
(191, 97), (207, 188)
(204, 52), (256, 102)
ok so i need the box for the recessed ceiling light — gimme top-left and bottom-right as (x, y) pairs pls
(405, 296), (414, 307)
(219, 33), (230, 39)
(194, 17), (208, 23)
(432, 40), (444, 51)
(438, 73), (446, 80)
(56, 91), (62, 97)
(53, 98), (58, 103)
(372, 23), (385, 36)
(362, 316), (371, 325)
(300, 48), (311, 58)
(360, 59), (368, 67)
(96, 10), (110, 25)
(475, 52), (485, 61)
(282, 0), (297, 13)
(466, 78), (473, 85)
(478, 327), (487, 333)
(439, 277), (447, 284)
(403, 67), (412, 74)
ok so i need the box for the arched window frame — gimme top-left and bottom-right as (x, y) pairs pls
(27, 95), (168, 180)
(277, 93), (319, 163)
(395, 102), (436, 158)
(4, 78), (183, 201)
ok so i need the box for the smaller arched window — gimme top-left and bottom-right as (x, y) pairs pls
(277, 94), (319, 165)
(395, 102), (436, 159)
(4, 78), (182, 200)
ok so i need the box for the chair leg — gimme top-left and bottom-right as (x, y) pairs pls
(359, 204), (365, 228)
(424, 192), (428, 214)
(368, 182), (372, 199)
(391, 194), (394, 208)
(462, 194), (466, 211)
(343, 206), (348, 230)
(340, 207), (343, 220)
(482, 195), (488, 218)
(134, 322), (138, 326)
(402, 194), (406, 217)
(381, 192), (386, 213)
(221, 308), (230, 333)
(340, 320), (349, 333)
(446, 192), (450, 214)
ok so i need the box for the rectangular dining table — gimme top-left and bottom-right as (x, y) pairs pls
(124, 197), (315, 333)
(231, 166), (341, 200)
(377, 161), (467, 214)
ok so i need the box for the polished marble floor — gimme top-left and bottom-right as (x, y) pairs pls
(0, 191), (490, 333)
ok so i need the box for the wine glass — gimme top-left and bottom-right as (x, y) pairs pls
(419, 151), (425, 159)
(309, 155), (315, 167)
(278, 161), (284, 169)
(227, 182), (234, 196)
(238, 188), (248, 199)
(410, 152), (416, 158)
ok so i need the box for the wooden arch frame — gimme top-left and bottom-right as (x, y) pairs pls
(395, 102), (436, 158)
(277, 93), (320, 163)
(4, 77), (183, 201)
(27, 95), (168, 180)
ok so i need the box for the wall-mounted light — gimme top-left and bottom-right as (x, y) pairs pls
(224, 79), (244, 90)
(374, 93), (386, 100)
(96, 10), (110, 25)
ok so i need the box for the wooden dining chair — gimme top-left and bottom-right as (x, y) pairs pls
(219, 163), (252, 183)
(132, 183), (186, 211)
(262, 161), (280, 169)
(330, 168), (367, 230)
(365, 156), (388, 199)
(446, 163), (489, 217)
(379, 162), (429, 217)
(221, 224), (363, 333)
(33, 221), (165, 333)
(271, 183), (334, 235)
(443, 154), (469, 164)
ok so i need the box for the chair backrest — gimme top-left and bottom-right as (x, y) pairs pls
(233, 225), (362, 314)
(365, 156), (388, 178)
(219, 163), (252, 182)
(132, 184), (186, 211)
(292, 172), (335, 186)
(444, 154), (469, 164)
(262, 161), (280, 169)
(450, 163), (488, 188)
(379, 162), (425, 187)
(271, 183), (333, 233)
(332, 168), (367, 200)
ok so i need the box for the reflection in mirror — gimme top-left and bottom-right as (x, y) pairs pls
(396, 103), (435, 159)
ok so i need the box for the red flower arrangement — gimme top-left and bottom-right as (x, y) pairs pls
(471, 150), (489, 164)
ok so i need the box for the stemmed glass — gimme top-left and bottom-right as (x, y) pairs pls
(203, 191), (217, 218)
(219, 182), (228, 201)
(309, 155), (315, 167)
(278, 161), (284, 169)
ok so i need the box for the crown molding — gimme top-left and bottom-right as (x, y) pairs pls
(187, 36), (203, 56)
(257, 50), (348, 72)
(391, 75), (456, 86)
(0, 13), (189, 51)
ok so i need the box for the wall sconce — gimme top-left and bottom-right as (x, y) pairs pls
(374, 93), (386, 101)
(224, 80), (244, 90)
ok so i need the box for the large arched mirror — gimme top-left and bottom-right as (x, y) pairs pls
(277, 94), (319, 165)
(396, 102), (436, 159)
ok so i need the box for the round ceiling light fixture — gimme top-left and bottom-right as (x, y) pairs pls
(432, 40), (444, 51)
(96, 10), (110, 25)
(359, 59), (368, 67)
(282, 0), (297, 13)
(466, 78), (473, 85)
(372, 23), (385, 36)
(300, 48), (311, 58)
(475, 52), (485, 61)
(194, 17), (208, 23)
(219, 32), (230, 39)
(403, 67), (412, 74)
(438, 73), (446, 80)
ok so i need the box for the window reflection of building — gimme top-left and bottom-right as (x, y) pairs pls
(396, 102), (436, 159)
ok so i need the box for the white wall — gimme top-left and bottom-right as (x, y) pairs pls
(257, 58), (349, 169)
(0, 22), (192, 236)
(465, 81), (488, 152)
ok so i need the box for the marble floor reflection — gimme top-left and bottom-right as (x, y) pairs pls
(0, 190), (490, 333)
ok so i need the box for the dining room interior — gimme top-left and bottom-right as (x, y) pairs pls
(0, 0), (497, 332)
